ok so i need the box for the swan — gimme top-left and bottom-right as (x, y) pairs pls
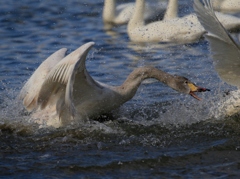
(19, 42), (209, 128)
(212, 0), (240, 14)
(127, 0), (240, 43)
(194, 0), (240, 116)
(102, 0), (167, 26)
(194, 0), (240, 88)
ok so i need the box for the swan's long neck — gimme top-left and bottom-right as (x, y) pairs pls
(103, 0), (116, 23)
(128, 0), (145, 30)
(164, 0), (178, 20)
(116, 66), (176, 102)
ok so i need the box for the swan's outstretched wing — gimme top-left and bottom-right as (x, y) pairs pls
(194, 0), (240, 88)
(37, 42), (96, 119)
(19, 48), (67, 111)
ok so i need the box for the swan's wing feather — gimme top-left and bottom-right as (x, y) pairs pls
(204, 35), (240, 87)
(19, 48), (67, 111)
(37, 42), (96, 119)
(194, 0), (240, 87)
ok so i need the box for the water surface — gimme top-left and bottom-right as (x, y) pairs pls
(1, 0), (240, 178)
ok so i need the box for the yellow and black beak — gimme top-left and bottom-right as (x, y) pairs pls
(188, 82), (210, 100)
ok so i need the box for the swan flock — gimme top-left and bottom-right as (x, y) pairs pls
(19, 0), (240, 127)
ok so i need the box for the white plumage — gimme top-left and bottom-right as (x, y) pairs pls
(103, 0), (167, 25)
(127, 0), (240, 43)
(19, 42), (209, 128)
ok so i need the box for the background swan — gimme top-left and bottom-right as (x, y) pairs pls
(127, 0), (240, 43)
(103, 0), (167, 26)
(19, 42), (209, 128)
(194, 0), (240, 116)
(212, 0), (240, 13)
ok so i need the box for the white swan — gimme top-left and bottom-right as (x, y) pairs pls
(19, 42), (209, 128)
(127, 0), (240, 43)
(212, 0), (240, 13)
(102, 0), (167, 25)
(194, 0), (240, 88)
(194, 0), (240, 116)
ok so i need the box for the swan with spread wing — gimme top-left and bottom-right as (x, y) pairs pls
(19, 42), (209, 128)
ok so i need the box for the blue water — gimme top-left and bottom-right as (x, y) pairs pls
(1, 0), (240, 178)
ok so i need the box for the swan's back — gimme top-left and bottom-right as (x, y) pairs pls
(128, 17), (204, 43)
(212, 0), (240, 13)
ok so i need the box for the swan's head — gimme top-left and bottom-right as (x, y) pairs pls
(173, 76), (210, 100)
